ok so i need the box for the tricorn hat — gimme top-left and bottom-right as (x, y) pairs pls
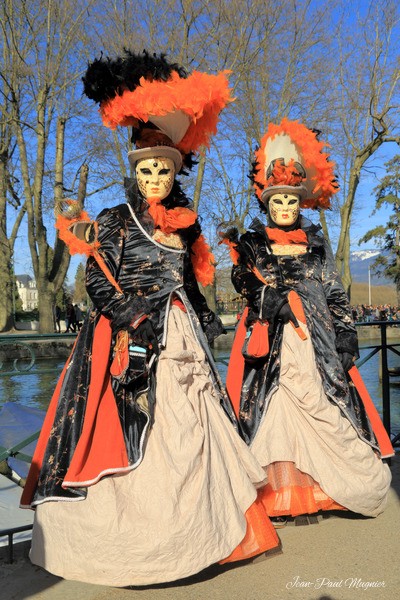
(252, 118), (339, 209)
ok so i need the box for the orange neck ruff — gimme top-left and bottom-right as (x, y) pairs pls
(266, 227), (308, 246)
(146, 197), (197, 233)
(146, 197), (215, 287)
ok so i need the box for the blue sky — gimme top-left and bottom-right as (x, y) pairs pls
(10, 0), (399, 284)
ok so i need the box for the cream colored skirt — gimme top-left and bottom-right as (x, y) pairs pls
(30, 307), (267, 587)
(251, 322), (391, 517)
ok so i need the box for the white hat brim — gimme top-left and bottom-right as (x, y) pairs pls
(128, 146), (183, 172)
(261, 185), (308, 203)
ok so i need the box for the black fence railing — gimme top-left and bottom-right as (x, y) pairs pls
(353, 321), (400, 448)
(1, 323), (399, 450)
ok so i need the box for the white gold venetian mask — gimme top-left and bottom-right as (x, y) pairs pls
(269, 192), (300, 227)
(135, 157), (175, 201)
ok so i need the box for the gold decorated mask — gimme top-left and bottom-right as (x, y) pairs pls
(269, 193), (300, 227)
(135, 157), (175, 200)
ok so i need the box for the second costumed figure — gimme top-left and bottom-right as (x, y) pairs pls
(223, 118), (392, 523)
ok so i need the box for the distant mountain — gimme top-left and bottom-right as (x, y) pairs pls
(349, 249), (391, 284)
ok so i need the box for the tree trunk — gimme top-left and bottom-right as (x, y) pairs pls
(342, 228), (352, 299)
(192, 151), (206, 213)
(335, 164), (359, 293)
(0, 148), (17, 332)
(319, 209), (331, 246)
(38, 286), (55, 334)
(336, 145), (380, 294)
(0, 241), (14, 332)
(201, 281), (217, 313)
(39, 163), (89, 333)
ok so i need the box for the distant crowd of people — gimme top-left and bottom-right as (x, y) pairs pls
(53, 303), (84, 333)
(351, 304), (400, 323)
(53, 301), (400, 330)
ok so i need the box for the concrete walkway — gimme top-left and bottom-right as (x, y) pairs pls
(1, 456), (399, 600)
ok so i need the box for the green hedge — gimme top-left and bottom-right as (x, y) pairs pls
(15, 309), (39, 321)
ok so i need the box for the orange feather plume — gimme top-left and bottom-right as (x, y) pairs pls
(100, 70), (233, 154)
(191, 234), (216, 287)
(55, 212), (100, 256)
(218, 237), (240, 265)
(254, 117), (338, 209)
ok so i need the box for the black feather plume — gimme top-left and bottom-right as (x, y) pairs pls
(82, 49), (187, 105)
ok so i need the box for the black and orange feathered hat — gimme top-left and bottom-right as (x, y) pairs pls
(82, 49), (233, 173)
(251, 118), (339, 209)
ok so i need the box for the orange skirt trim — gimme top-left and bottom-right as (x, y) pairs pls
(349, 366), (394, 458)
(257, 461), (345, 517)
(220, 497), (279, 564)
(226, 307), (249, 417)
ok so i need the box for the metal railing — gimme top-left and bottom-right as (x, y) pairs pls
(353, 321), (400, 448)
(0, 332), (76, 376)
(1, 323), (399, 455)
(0, 332), (76, 472)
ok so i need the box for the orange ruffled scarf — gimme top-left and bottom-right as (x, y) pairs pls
(147, 197), (215, 287)
(265, 227), (308, 245)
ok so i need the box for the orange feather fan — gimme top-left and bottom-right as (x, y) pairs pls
(55, 212), (100, 256)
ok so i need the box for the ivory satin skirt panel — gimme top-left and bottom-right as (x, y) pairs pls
(30, 307), (269, 587)
(251, 322), (391, 517)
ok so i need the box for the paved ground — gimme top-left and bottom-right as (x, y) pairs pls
(1, 456), (399, 600)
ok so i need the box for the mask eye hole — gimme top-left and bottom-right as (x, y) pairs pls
(139, 168), (152, 175)
(159, 168), (170, 175)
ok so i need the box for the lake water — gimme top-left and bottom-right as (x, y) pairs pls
(0, 338), (399, 440)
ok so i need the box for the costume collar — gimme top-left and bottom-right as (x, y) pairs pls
(265, 227), (308, 245)
(250, 215), (324, 249)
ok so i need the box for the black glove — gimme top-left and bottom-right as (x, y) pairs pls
(277, 302), (299, 327)
(130, 319), (159, 354)
(200, 311), (227, 344)
(339, 351), (353, 372)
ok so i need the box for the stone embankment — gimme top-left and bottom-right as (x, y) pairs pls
(1, 317), (399, 360)
(0, 336), (74, 362)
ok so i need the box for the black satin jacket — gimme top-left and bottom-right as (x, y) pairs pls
(231, 216), (378, 450)
(30, 185), (231, 504)
(86, 194), (220, 347)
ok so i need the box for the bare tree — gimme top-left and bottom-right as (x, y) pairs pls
(0, 105), (26, 331)
(2, 0), (396, 335)
(1, 0), (96, 331)
(0, 0), (31, 331)
(201, 0), (337, 235)
(332, 1), (400, 294)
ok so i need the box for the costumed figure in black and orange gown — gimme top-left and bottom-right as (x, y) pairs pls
(223, 118), (392, 525)
(20, 51), (279, 587)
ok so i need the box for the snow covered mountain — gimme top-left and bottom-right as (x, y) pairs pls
(349, 249), (389, 284)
